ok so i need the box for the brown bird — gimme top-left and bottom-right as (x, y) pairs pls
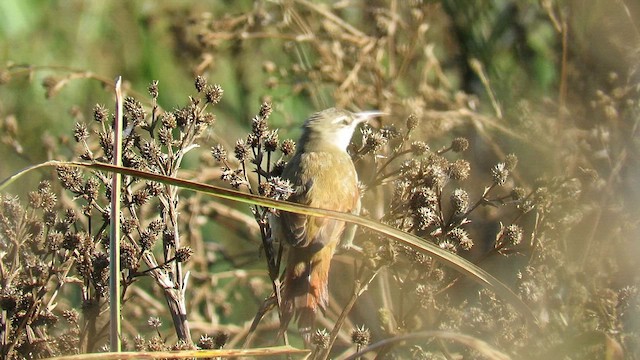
(272, 108), (384, 342)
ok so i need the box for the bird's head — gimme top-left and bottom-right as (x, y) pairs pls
(299, 108), (385, 152)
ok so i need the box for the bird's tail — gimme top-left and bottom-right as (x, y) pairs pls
(280, 243), (336, 344)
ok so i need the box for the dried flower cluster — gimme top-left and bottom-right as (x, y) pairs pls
(210, 101), (295, 284)
(0, 185), (88, 358)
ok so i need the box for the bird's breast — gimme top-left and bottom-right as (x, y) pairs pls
(285, 151), (359, 211)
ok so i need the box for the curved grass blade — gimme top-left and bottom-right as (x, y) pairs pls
(343, 330), (511, 360)
(0, 160), (539, 325)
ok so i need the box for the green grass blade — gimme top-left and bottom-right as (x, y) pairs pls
(109, 76), (123, 352)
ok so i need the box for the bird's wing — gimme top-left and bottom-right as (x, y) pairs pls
(280, 180), (358, 249)
(278, 150), (360, 249)
(279, 182), (311, 247)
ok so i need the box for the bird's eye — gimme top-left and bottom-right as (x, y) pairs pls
(336, 116), (350, 126)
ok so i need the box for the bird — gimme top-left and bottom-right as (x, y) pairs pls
(271, 107), (384, 343)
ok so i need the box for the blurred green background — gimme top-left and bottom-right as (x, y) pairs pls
(0, 0), (566, 179)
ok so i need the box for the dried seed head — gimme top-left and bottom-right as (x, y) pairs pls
(400, 159), (420, 178)
(258, 181), (272, 197)
(99, 131), (114, 161)
(140, 140), (163, 165)
(351, 325), (371, 346)
(280, 139), (296, 156)
(438, 239), (457, 253)
(147, 219), (164, 234)
(158, 127), (172, 146)
(64, 208), (78, 224)
(198, 334), (214, 349)
(175, 247), (194, 262)
(146, 182), (162, 197)
(424, 164), (448, 190)
(211, 144), (227, 162)
(121, 217), (138, 235)
(503, 224), (523, 246)
(204, 84), (223, 104)
(449, 159), (471, 181)
(448, 227), (473, 250)
(505, 153), (518, 171)
(44, 211), (57, 227)
(148, 316), (162, 328)
(62, 231), (83, 251)
(124, 96), (146, 123)
(131, 189), (151, 206)
(259, 102), (273, 119)
(380, 125), (400, 140)
(200, 113), (216, 126)
(312, 329), (330, 349)
(234, 139), (249, 161)
(163, 229), (176, 248)
(57, 166), (83, 193)
(174, 106), (194, 127)
(364, 130), (387, 152)
(251, 115), (268, 139)
(406, 114), (419, 131)
(451, 137), (469, 152)
(247, 133), (260, 148)
(120, 242), (139, 271)
(194, 76), (207, 93)
(73, 122), (89, 142)
(411, 141), (430, 155)
(162, 113), (177, 129)
(47, 231), (63, 252)
(62, 309), (79, 324)
(94, 104), (109, 123)
(148, 80), (159, 99)
(139, 229), (157, 250)
(263, 177), (293, 200)
(492, 163), (509, 186)
(415, 207), (437, 230)
(271, 159), (286, 177)
(83, 177), (100, 203)
(450, 188), (469, 214)
(263, 130), (279, 152)
(133, 335), (145, 352)
(410, 187), (438, 209)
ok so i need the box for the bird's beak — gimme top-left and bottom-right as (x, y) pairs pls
(354, 110), (386, 124)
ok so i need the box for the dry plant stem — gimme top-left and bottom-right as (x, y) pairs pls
(468, 58), (502, 119)
(140, 251), (192, 343)
(315, 266), (381, 360)
(295, 0), (367, 39)
(243, 294), (278, 348)
(528, 210), (543, 263)
(558, 17), (568, 122)
(165, 186), (192, 343)
(6, 64), (155, 106)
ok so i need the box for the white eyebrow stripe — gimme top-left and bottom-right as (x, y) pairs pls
(331, 115), (349, 124)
